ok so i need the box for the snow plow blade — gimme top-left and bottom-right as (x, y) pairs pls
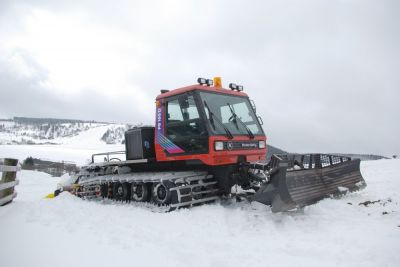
(252, 154), (366, 212)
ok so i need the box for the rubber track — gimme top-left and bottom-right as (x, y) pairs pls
(77, 171), (221, 210)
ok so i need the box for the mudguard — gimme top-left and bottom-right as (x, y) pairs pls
(252, 154), (366, 212)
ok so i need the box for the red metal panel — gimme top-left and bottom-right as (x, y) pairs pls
(156, 135), (267, 166)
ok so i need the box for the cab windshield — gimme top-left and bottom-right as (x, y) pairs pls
(199, 91), (263, 136)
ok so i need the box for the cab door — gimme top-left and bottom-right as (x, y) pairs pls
(164, 93), (208, 155)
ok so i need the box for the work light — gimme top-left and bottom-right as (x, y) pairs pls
(197, 78), (207, 85)
(229, 83), (237, 90)
(206, 79), (213, 86)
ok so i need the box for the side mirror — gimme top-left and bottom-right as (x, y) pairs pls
(257, 116), (264, 125)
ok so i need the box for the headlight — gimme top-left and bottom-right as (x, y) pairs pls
(258, 140), (266, 149)
(214, 141), (224, 151)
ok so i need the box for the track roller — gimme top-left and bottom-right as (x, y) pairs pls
(113, 182), (131, 201)
(132, 183), (150, 202)
(151, 183), (172, 205)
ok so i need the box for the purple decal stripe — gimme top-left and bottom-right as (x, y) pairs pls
(155, 104), (184, 154)
(156, 132), (184, 154)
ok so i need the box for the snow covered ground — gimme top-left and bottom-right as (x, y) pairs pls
(0, 159), (399, 267)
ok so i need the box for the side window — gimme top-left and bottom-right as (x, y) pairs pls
(165, 94), (208, 154)
(167, 96), (199, 122)
(167, 100), (184, 122)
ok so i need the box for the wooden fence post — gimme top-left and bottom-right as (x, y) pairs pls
(0, 158), (19, 206)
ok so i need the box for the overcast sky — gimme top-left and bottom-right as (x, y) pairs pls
(0, 0), (399, 155)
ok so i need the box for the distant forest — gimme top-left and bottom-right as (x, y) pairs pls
(12, 117), (101, 124)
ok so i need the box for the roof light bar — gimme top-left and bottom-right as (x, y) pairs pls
(197, 77), (207, 85)
(229, 83), (244, 91)
(197, 77), (214, 86)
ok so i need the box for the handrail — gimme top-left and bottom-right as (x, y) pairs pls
(91, 151), (125, 163)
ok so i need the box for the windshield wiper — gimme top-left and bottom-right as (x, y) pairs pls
(204, 101), (233, 139)
(227, 103), (255, 139)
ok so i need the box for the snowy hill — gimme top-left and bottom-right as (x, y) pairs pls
(0, 117), (131, 164)
(0, 159), (399, 267)
(0, 118), (110, 145)
(0, 124), (125, 165)
(100, 124), (143, 144)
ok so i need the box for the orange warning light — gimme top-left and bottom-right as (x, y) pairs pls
(214, 77), (222, 88)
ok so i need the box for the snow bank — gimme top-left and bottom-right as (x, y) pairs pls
(57, 173), (75, 188)
(0, 160), (399, 267)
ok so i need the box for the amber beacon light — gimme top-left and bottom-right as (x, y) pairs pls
(213, 77), (222, 88)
